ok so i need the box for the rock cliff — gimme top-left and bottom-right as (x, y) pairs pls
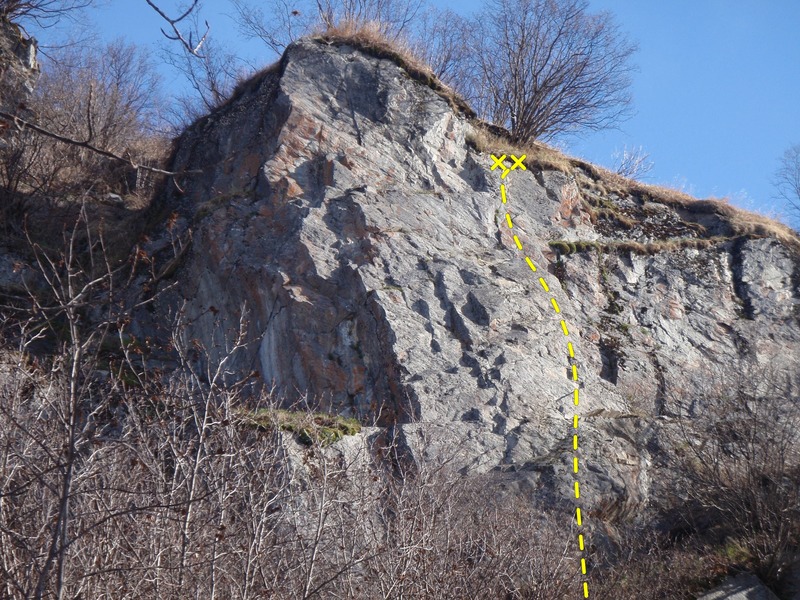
(143, 36), (800, 520)
(0, 17), (37, 122)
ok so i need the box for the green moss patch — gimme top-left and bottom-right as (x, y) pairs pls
(243, 408), (361, 446)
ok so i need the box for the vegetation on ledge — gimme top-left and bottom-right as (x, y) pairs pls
(549, 236), (734, 256)
(242, 407), (362, 446)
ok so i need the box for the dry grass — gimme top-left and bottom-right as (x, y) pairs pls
(573, 160), (800, 251)
(313, 20), (475, 118)
(466, 123), (575, 173)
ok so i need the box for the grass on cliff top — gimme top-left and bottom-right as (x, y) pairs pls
(465, 124), (576, 175)
(242, 407), (361, 446)
(468, 126), (799, 252)
(576, 161), (800, 252)
(313, 20), (475, 118)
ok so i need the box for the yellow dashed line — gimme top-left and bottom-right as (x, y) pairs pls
(494, 167), (590, 598)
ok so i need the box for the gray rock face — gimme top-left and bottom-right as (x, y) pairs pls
(0, 17), (38, 120)
(698, 573), (779, 600)
(147, 38), (800, 517)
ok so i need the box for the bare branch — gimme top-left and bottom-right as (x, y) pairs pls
(144, 0), (209, 57)
(0, 109), (197, 176)
(613, 145), (653, 180)
(0, 0), (94, 29)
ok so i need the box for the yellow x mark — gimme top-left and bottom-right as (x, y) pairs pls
(491, 154), (508, 173)
(509, 154), (527, 172)
(490, 154), (527, 179)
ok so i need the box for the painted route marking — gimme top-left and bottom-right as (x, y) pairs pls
(491, 154), (591, 598)
(491, 153), (528, 179)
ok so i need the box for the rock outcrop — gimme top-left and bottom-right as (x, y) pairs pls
(0, 17), (37, 123)
(142, 36), (800, 520)
(698, 573), (780, 600)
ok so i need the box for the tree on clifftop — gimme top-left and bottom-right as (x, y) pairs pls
(775, 144), (800, 226)
(466, 0), (637, 142)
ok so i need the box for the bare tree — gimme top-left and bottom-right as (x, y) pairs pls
(143, 1), (242, 128)
(33, 39), (165, 148)
(410, 6), (473, 88)
(161, 34), (242, 127)
(230, 0), (317, 56)
(0, 37), (170, 221)
(775, 144), (800, 224)
(467, 0), (637, 142)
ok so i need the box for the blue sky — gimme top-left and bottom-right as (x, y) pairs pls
(573, 1), (800, 220)
(42, 1), (800, 221)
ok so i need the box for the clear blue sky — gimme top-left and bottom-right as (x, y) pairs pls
(41, 1), (800, 221)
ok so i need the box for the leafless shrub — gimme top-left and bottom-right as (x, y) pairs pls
(666, 360), (800, 587)
(613, 145), (653, 180)
(588, 526), (728, 599)
(409, 6), (473, 88)
(361, 457), (579, 599)
(0, 37), (168, 243)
